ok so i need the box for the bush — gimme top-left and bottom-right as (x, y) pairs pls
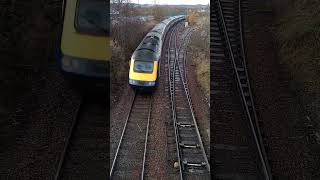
(111, 18), (156, 87)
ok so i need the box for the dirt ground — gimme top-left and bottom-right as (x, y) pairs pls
(144, 47), (171, 179)
(0, 1), (103, 179)
(244, 1), (320, 179)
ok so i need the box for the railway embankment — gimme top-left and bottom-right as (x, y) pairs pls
(274, 1), (320, 177)
(244, 0), (320, 179)
(186, 15), (210, 157)
(187, 14), (210, 100)
(273, 0), (320, 145)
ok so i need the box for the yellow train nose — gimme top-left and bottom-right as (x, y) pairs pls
(129, 60), (158, 82)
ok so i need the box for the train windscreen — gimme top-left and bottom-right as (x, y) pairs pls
(75, 0), (109, 35)
(133, 61), (154, 73)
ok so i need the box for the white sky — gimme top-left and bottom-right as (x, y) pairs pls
(131, 0), (210, 5)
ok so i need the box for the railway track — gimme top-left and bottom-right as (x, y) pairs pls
(54, 95), (107, 180)
(110, 91), (153, 179)
(166, 22), (210, 179)
(211, 0), (272, 179)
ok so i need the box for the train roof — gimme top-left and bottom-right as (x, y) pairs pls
(132, 49), (158, 62)
(132, 15), (185, 61)
(147, 15), (185, 38)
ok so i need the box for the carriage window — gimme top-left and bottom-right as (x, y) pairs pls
(75, 0), (109, 35)
(133, 61), (154, 73)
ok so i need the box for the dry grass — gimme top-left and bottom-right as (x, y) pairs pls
(274, 0), (320, 128)
(188, 14), (210, 99)
(194, 53), (210, 97)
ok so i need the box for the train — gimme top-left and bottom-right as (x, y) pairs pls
(56, 0), (110, 87)
(128, 15), (185, 89)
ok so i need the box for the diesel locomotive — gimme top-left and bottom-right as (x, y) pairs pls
(57, 0), (110, 83)
(129, 15), (185, 89)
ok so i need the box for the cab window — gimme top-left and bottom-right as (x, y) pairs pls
(75, 0), (109, 35)
(133, 61), (154, 73)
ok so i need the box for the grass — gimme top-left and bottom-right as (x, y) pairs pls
(194, 53), (210, 97)
(188, 14), (210, 99)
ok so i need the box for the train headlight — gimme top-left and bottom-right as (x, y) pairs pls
(72, 60), (80, 70)
(129, 79), (136, 85)
(129, 79), (155, 87)
(61, 55), (108, 78)
(62, 56), (72, 67)
(62, 55), (78, 70)
(144, 81), (155, 86)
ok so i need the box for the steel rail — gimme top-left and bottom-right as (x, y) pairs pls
(110, 91), (152, 179)
(179, 27), (211, 108)
(176, 31), (210, 173)
(141, 95), (153, 180)
(54, 97), (82, 180)
(168, 23), (210, 179)
(177, 28), (194, 82)
(167, 25), (184, 180)
(238, 0), (273, 177)
(109, 92), (136, 177)
(216, 0), (272, 179)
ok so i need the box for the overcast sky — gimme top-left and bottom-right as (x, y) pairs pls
(131, 0), (210, 5)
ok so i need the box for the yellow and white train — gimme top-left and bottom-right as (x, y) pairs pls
(129, 15), (185, 89)
(57, 0), (110, 83)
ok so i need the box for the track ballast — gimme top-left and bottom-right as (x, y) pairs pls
(54, 95), (107, 180)
(110, 92), (152, 180)
(211, 0), (272, 179)
(166, 21), (210, 180)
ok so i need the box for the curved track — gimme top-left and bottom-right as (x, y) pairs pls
(211, 0), (272, 179)
(167, 22), (210, 180)
(110, 91), (153, 180)
(54, 96), (107, 180)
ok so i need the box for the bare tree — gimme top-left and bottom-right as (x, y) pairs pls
(111, 0), (134, 18)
